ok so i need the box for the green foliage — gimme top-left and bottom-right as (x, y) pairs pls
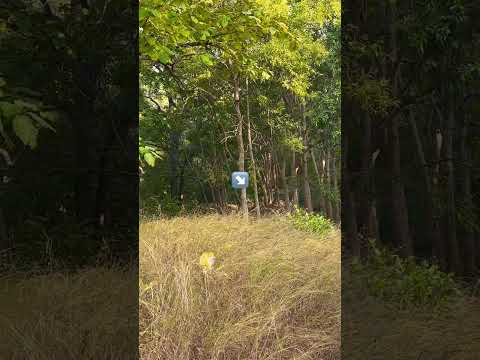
(288, 206), (334, 234)
(139, 136), (163, 171)
(140, 193), (181, 217)
(351, 240), (460, 309)
(0, 78), (57, 149)
(283, 136), (304, 152)
(139, 0), (341, 217)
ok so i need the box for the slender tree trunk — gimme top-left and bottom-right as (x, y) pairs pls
(459, 113), (475, 275)
(245, 79), (260, 217)
(319, 151), (327, 217)
(330, 152), (340, 222)
(343, 137), (360, 256)
(431, 104), (447, 269)
(167, 97), (181, 201)
(280, 154), (290, 210)
(390, 115), (413, 256)
(359, 112), (373, 238)
(408, 109), (440, 260)
(389, 0), (412, 257)
(324, 149), (333, 218)
(301, 102), (313, 212)
(233, 74), (248, 220)
(272, 151), (280, 205)
(311, 149), (326, 215)
(445, 87), (460, 274)
(209, 183), (217, 205)
(291, 150), (299, 209)
(267, 151), (274, 205)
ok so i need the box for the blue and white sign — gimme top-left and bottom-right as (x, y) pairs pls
(231, 171), (249, 189)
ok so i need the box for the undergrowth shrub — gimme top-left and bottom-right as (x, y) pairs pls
(140, 193), (201, 218)
(288, 206), (334, 235)
(351, 240), (460, 309)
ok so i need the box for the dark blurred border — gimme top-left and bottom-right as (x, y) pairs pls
(1, 1), (139, 358)
(342, 1), (480, 359)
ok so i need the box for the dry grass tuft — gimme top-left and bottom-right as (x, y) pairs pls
(139, 214), (340, 360)
(0, 266), (138, 360)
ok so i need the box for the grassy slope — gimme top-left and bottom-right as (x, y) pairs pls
(139, 215), (341, 360)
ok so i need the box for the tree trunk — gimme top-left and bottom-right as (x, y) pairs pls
(301, 102), (313, 212)
(390, 115), (413, 257)
(311, 149), (326, 215)
(324, 149), (333, 219)
(246, 78), (260, 217)
(330, 152), (340, 222)
(445, 88), (460, 274)
(358, 113), (373, 238)
(280, 155), (290, 210)
(459, 113), (475, 275)
(291, 150), (299, 210)
(408, 109), (439, 260)
(432, 104), (447, 269)
(167, 97), (181, 201)
(389, 0), (412, 257)
(234, 75), (248, 220)
(343, 137), (360, 256)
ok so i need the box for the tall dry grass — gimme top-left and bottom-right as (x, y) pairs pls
(139, 214), (341, 360)
(0, 266), (138, 359)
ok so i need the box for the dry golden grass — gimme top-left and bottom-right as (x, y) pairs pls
(0, 266), (138, 360)
(139, 214), (341, 360)
(342, 268), (480, 360)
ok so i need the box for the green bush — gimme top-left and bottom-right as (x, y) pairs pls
(140, 193), (181, 217)
(140, 193), (202, 218)
(351, 240), (460, 309)
(288, 206), (334, 235)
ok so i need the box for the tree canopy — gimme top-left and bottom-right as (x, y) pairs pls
(139, 0), (341, 219)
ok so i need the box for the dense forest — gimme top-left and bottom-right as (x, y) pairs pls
(139, 0), (341, 220)
(342, 0), (480, 278)
(0, 0), (138, 268)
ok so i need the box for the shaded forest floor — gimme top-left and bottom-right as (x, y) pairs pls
(139, 215), (341, 360)
(0, 266), (138, 359)
(343, 266), (480, 360)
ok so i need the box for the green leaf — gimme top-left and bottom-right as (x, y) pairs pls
(139, 7), (150, 21)
(13, 114), (39, 148)
(39, 111), (60, 123)
(200, 30), (210, 41)
(157, 47), (172, 64)
(27, 112), (56, 132)
(219, 15), (230, 28)
(14, 99), (40, 111)
(0, 102), (23, 119)
(261, 70), (271, 80)
(199, 54), (214, 66)
(144, 152), (156, 167)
